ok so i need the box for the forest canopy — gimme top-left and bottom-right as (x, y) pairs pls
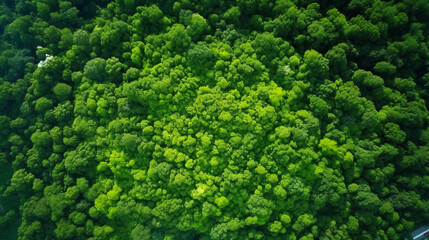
(0, 0), (429, 239)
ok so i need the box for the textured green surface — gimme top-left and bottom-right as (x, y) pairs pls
(0, 0), (429, 239)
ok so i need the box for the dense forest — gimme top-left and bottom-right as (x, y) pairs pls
(0, 0), (429, 239)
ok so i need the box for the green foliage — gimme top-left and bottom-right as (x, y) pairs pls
(373, 61), (396, 78)
(352, 70), (384, 89)
(184, 13), (209, 41)
(53, 83), (72, 101)
(1, 1), (428, 240)
(83, 58), (106, 81)
(73, 29), (90, 46)
(4, 169), (34, 196)
(224, 6), (241, 24)
(30, 130), (52, 148)
(188, 43), (214, 70)
(35, 97), (53, 113)
(164, 24), (191, 51)
(302, 49), (329, 82)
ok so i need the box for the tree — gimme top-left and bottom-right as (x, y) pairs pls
(352, 70), (384, 89)
(130, 224), (151, 240)
(5, 15), (34, 47)
(59, 28), (74, 50)
(164, 24), (191, 51)
(54, 219), (77, 239)
(373, 61), (396, 78)
(53, 83), (72, 101)
(43, 25), (62, 46)
(4, 169), (34, 196)
(325, 43), (350, 76)
(188, 43), (214, 70)
(246, 194), (274, 225)
(335, 81), (364, 115)
(121, 133), (140, 152)
(384, 123), (406, 144)
(309, 95), (329, 118)
(31, 130), (52, 148)
(301, 49), (329, 82)
(105, 57), (124, 82)
(345, 15), (380, 42)
(73, 30), (90, 46)
(292, 214), (316, 233)
(186, 13), (208, 41)
(223, 7), (241, 24)
(83, 58), (106, 81)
